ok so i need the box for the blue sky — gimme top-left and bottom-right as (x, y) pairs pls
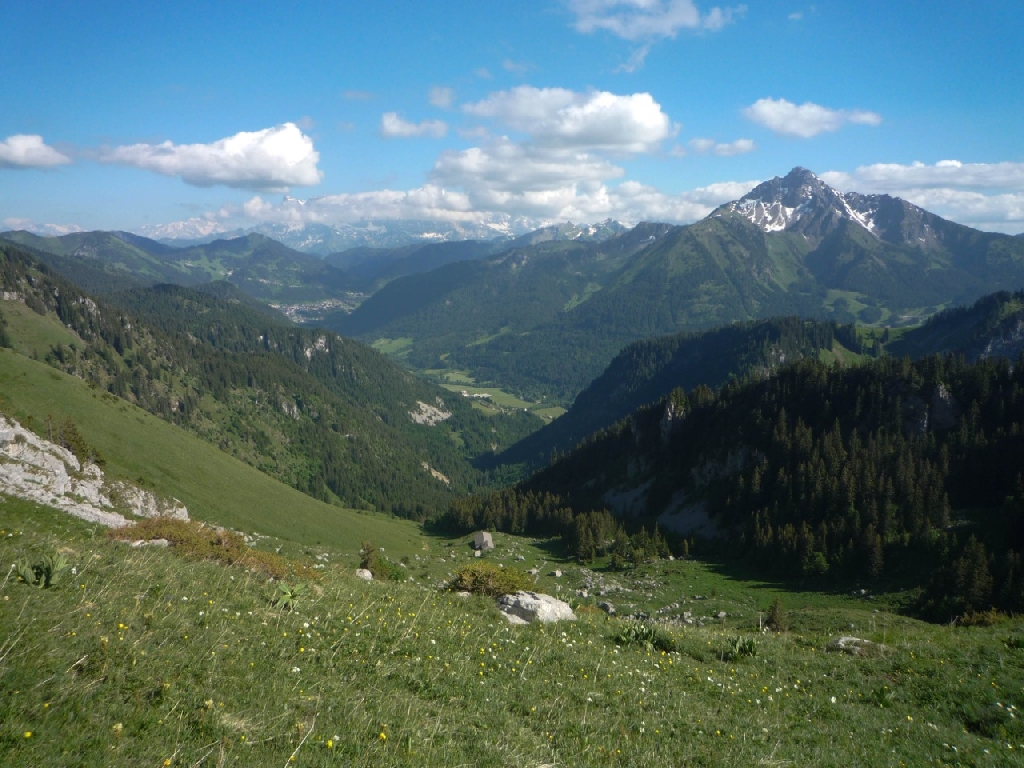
(1, 0), (1022, 238)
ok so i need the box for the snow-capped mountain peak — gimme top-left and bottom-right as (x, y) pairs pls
(713, 166), (977, 253)
(721, 167), (882, 237)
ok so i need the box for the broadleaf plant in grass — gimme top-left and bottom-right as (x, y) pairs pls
(14, 551), (70, 588)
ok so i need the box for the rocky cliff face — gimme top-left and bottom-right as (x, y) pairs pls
(981, 314), (1024, 361)
(0, 414), (188, 527)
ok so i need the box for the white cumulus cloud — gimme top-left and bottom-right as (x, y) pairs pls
(99, 123), (322, 190)
(228, 177), (759, 231)
(822, 160), (1024, 234)
(688, 137), (756, 156)
(428, 86), (455, 109)
(821, 160), (1024, 191)
(198, 84), (748, 231)
(242, 185), (476, 226)
(568, 0), (746, 40)
(464, 86), (673, 152)
(0, 135), (71, 169)
(380, 113), (449, 139)
(743, 98), (882, 138)
(430, 138), (623, 216)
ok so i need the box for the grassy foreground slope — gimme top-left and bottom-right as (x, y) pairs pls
(3, 500), (1024, 766)
(0, 347), (422, 554)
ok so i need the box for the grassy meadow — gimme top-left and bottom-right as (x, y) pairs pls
(3, 499), (1024, 767)
(1, 297), (81, 357)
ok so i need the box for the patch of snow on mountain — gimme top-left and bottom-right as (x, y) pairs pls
(725, 168), (888, 238)
(839, 194), (879, 234)
(732, 199), (797, 232)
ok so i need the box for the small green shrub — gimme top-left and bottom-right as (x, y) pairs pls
(958, 608), (1005, 627)
(608, 552), (629, 571)
(359, 539), (405, 581)
(107, 518), (305, 579)
(449, 561), (534, 597)
(58, 417), (105, 467)
(611, 620), (677, 653)
(765, 597), (788, 632)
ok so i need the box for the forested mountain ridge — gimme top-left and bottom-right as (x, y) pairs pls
(1, 230), (358, 303)
(3, 219), (634, 311)
(448, 354), (1024, 619)
(337, 169), (1024, 404)
(13, 170), (1021, 410)
(330, 222), (674, 337)
(498, 290), (1024, 473)
(0, 232), (153, 294)
(0, 242), (538, 517)
(496, 317), (864, 470)
(320, 221), (628, 292)
(2, 229), (196, 287)
(888, 290), (1024, 361)
(324, 239), (502, 291)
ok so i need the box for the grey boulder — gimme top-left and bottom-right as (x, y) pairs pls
(498, 591), (576, 624)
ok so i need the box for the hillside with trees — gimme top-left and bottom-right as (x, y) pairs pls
(496, 317), (865, 470)
(0, 242), (538, 518)
(448, 354), (1024, 620)
(328, 173), (1024, 405)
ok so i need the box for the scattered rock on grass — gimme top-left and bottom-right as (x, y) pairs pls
(355, 568), (373, 581)
(498, 591), (576, 624)
(828, 636), (887, 656)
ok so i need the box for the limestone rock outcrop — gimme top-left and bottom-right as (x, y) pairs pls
(0, 414), (188, 527)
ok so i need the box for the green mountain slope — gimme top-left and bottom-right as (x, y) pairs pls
(327, 223), (675, 399)
(325, 239), (502, 290)
(0, 233), (151, 294)
(176, 234), (356, 301)
(330, 226), (670, 342)
(3, 230), (358, 303)
(1, 242), (539, 518)
(497, 317), (864, 470)
(888, 289), (1024, 360)
(0, 348), (422, 550)
(2, 229), (181, 284)
(330, 170), (1024, 405)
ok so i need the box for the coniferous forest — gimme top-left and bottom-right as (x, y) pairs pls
(446, 354), (1024, 620)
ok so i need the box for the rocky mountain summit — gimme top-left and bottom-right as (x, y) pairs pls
(0, 414), (188, 527)
(720, 166), (950, 247)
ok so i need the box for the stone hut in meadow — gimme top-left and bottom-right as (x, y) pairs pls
(473, 531), (495, 551)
